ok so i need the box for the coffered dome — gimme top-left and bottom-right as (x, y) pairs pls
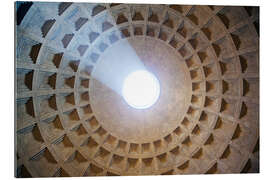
(15, 2), (259, 177)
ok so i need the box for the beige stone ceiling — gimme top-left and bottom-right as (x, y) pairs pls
(15, 2), (259, 177)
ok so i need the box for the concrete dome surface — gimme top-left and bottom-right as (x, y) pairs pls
(15, 2), (259, 177)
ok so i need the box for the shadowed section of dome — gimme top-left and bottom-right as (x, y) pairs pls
(16, 2), (33, 25)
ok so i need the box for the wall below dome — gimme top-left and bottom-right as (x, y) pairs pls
(15, 2), (259, 177)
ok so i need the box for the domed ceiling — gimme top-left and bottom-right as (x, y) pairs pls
(15, 2), (259, 177)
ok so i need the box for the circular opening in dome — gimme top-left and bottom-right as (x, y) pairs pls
(122, 70), (160, 109)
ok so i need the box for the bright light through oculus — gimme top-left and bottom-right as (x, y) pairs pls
(122, 70), (160, 109)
